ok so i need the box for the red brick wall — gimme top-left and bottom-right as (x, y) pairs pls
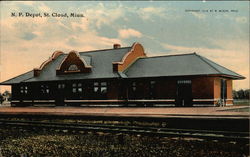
(155, 79), (176, 99)
(226, 79), (233, 104)
(107, 81), (120, 99)
(214, 77), (221, 100)
(192, 77), (214, 99)
(214, 77), (233, 105)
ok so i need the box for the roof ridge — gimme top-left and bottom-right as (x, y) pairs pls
(79, 46), (131, 54)
(195, 54), (222, 74)
(196, 54), (244, 78)
(0, 70), (33, 84)
(144, 53), (195, 59)
(21, 75), (35, 83)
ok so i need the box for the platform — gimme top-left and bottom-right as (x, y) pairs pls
(0, 105), (249, 119)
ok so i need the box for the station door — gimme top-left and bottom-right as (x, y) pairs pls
(176, 80), (193, 107)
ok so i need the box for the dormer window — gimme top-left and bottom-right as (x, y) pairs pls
(68, 64), (79, 71)
(56, 51), (92, 75)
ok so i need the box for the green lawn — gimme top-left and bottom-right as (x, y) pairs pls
(233, 99), (250, 106)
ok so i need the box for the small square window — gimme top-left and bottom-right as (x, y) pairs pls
(94, 87), (99, 92)
(132, 87), (136, 91)
(101, 82), (107, 86)
(101, 87), (107, 93)
(72, 88), (77, 93)
(94, 82), (99, 86)
(72, 83), (76, 87)
(59, 84), (65, 89)
(78, 83), (82, 87)
(78, 88), (82, 92)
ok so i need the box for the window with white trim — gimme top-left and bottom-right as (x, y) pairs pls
(20, 86), (28, 94)
(177, 80), (191, 84)
(93, 82), (107, 94)
(132, 82), (136, 91)
(68, 64), (79, 71)
(72, 83), (83, 93)
(41, 85), (50, 94)
(58, 83), (65, 89)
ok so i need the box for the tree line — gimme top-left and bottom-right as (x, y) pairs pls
(233, 89), (250, 99)
(0, 90), (11, 104)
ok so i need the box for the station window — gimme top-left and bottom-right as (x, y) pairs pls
(149, 81), (156, 98)
(132, 82), (136, 91)
(150, 81), (156, 88)
(93, 82), (107, 94)
(101, 82), (107, 94)
(68, 64), (79, 71)
(41, 85), (50, 94)
(177, 80), (191, 84)
(78, 83), (82, 92)
(20, 86), (28, 94)
(72, 83), (83, 93)
(58, 83), (65, 89)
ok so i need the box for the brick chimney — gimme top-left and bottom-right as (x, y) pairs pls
(113, 43), (121, 49)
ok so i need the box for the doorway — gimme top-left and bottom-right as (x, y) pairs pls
(176, 80), (193, 107)
(55, 83), (66, 106)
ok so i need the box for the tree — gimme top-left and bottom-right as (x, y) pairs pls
(2, 90), (12, 101)
(2, 90), (11, 97)
(233, 89), (250, 99)
(233, 90), (239, 99)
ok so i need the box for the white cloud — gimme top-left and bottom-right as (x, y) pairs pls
(71, 18), (89, 32)
(19, 1), (35, 6)
(118, 28), (142, 39)
(235, 16), (247, 23)
(190, 12), (206, 19)
(85, 3), (125, 29)
(138, 7), (165, 20)
(38, 3), (51, 12)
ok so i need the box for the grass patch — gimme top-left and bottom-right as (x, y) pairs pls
(0, 127), (248, 157)
(233, 99), (250, 106)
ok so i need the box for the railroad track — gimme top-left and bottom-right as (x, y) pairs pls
(0, 119), (249, 143)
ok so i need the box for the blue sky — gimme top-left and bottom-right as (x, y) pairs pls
(0, 1), (249, 92)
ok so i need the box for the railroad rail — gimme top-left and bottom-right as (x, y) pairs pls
(0, 119), (249, 143)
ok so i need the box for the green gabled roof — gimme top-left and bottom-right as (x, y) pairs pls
(125, 53), (245, 79)
(197, 54), (244, 79)
(1, 47), (132, 85)
(0, 70), (33, 85)
(80, 55), (92, 67)
(0, 51), (244, 85)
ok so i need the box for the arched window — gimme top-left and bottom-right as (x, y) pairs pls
(68, 64), (79, 71)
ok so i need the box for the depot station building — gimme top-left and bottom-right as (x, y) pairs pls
(0, 42), (244, 107)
